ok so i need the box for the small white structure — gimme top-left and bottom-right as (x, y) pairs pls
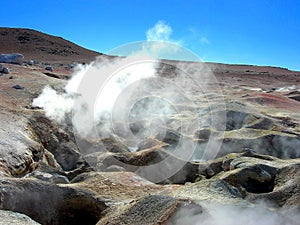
(0, 53), (24, 65)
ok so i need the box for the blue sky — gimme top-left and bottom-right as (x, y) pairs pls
(2, 0), (300, 70)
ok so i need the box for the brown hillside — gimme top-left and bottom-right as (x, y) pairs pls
(0, 27), (101, 64)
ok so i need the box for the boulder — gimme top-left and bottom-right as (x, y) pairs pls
(70, 171), (177, 202)
(246, 163), (300, 208)
(0, 177), (107, 225)
(2, 67), (9, 74)
(12, 84), (24, 89)
(28, 113), (88, 172)
(0, 112), (44, 177)
(100, 148), (199, 184)
(0, 53), (24, 65)
(192, 151), (300, 208)
(28, 60), (34, 65)
(45, 66), (53, 71)
(97, 195), (202, 225)
(0, 210), (41, 225)
(171, 178), (245, 205)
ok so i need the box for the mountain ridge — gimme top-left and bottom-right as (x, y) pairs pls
(0, 27), (101, 63)
(1, 27), (299, 74)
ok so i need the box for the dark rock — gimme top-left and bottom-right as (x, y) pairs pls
(28, 60), (34, 65)
(100, 148), (199, 184)
(12, 84), (24, 90)
(0, 177), (107, 225)
(220, 162), (276, 193)
(156, 129), (182, 146)
(43, 72), (60, 79)
(246, 163), (300, 208)
(2, 67), (9, 74)
(289, 95), (300, 102)
(28, 113), (88, 172)
(194, 128), (212, 140)
(45, 66), (53, 72)
(219, 132), (300, 159)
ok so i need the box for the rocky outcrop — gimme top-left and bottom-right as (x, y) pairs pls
(246, 163), (300, 208)
(97, 195), (202, 225)
(0, 53), (24, 65)
(193, 101), (300, 159)
(69, 171), (178, 208)
(28, 113), (89, 172)
(0, 112), (41, 178)
(97, 147), (199, 184)
(195, 151), (300, 209)
(0, 177), (107, 225)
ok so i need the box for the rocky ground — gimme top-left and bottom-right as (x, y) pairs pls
(0, 26), (300, 225)
(0, 58), (300, 225)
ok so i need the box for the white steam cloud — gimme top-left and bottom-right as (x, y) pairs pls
(32, 86), (74, 122)
(32, 56), (158, 138)
(32, 64), (90, 124)
(169, 202), (300, 225)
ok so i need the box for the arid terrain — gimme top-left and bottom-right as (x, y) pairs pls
(1, 28), (300, 225)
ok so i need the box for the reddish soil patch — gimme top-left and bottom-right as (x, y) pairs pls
(245, 92), (300, 112)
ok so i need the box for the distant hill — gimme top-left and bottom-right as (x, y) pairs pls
(0, 27), (299, 74)
(0, 27), (102, 64)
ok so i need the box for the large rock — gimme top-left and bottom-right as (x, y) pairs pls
(28, 113), (88, 172)
(195, 101), (300, 159)
(97, 195), (202, 225)
(0, 210), (41, 225)
(171, 178), (245, 205)
(0, 53), (24, 65)
(2, 67), (9, 74)
(0, 177), (107, 225)
(70, 171), (178, 202)
(99, 148), (199, 184)
(246, 163), (300, 208)
(0, 111), (42, 177)
(192, 151), (300, 209)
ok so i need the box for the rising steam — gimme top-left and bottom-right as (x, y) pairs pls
(169, 201), (300, 225)
(32, 56), (158, 136)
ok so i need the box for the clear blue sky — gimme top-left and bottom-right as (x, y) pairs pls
(2, 0), (300, 71)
